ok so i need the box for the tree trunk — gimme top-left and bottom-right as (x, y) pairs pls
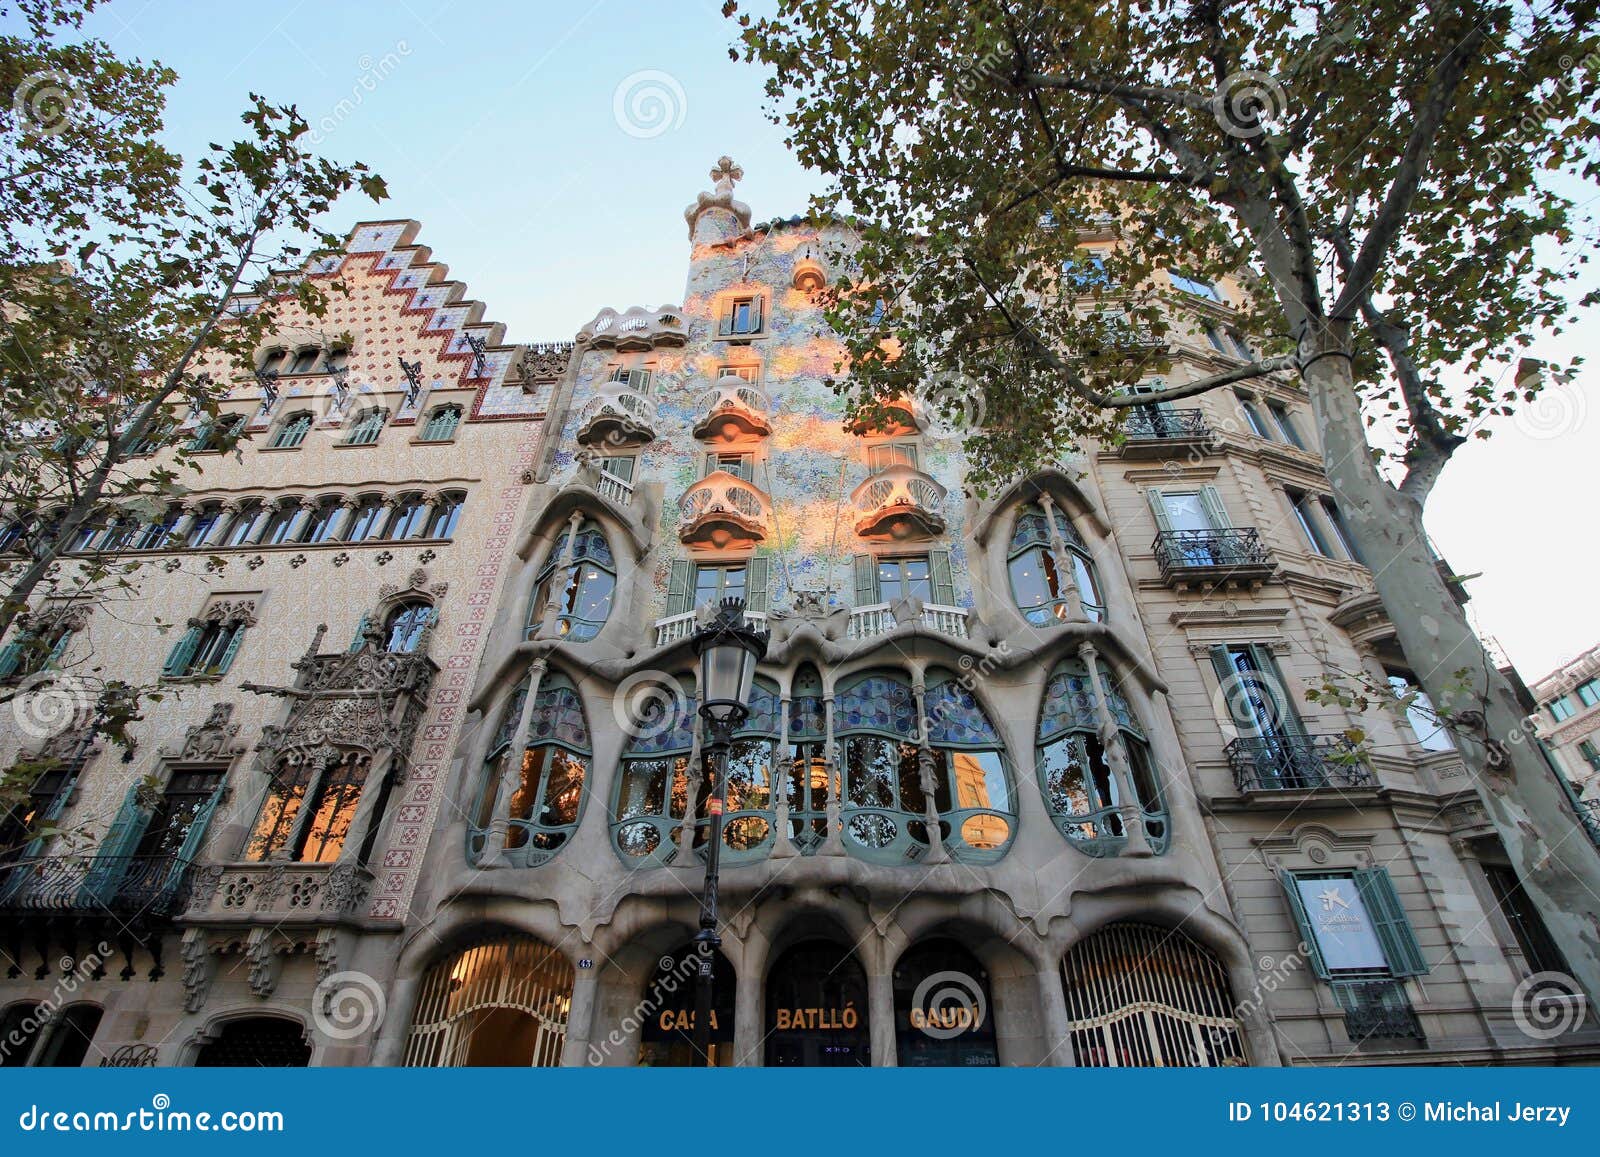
(1299, 320), (1600, 1000)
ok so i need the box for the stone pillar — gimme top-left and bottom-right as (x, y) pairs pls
(482, 658), (548, 866)
(271, 752), (323, 862)
(1036, 967), (1075, 1066)
(732, 957), (762, 1066)
(206, 501), (242, 547)
(1078, 642), (1151, 856)
(243, 502), (274, 545)
(867, 961), (896, 1067)
(325, 496), (359, 543)
(1038, 493), (1084, 622)
(820, 693), (843, 855)
(536, 513), (584, 640)
(770, 695), (796, 858)
(171, 504), (199, 546)
(407, 492), (441, 540)
(284, 496), (317, 543)
(560, 962), (601, 1066)
(911, 678), (947, 863)
(336, 752), (392, 865)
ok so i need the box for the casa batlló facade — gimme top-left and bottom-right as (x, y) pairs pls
(1, 161), (1596, 1069)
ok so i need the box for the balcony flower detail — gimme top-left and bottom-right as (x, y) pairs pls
(852, 462), (947, 541)
(679, 470), (771, 548)
(575, 379), (657, 448)
(692, 374), (772, 441)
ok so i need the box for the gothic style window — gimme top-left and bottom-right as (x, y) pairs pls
(342, 495), (385, 542)
(184, 504), (222, 548)
(300, 498), (341, 544)
(220, 501), (262, 547)
(0, 759), (78, 862)
(27, 1004), (102, 1067)
(1036, 659), (1167, 855)
(527, 521), (615, 642)
(245, 752), (377, 864)
(383, 601), (435, 653)
(1006, 503), (1103, 623)
(469, 674), (591, 867)
(257, 500), (297, 546)
(424, 492), (464, 539)
(384, 493), (429, 539)
(835, 670), (1014, 864)
(287, 347), (321, 375)
(187, 414), (243, 453)
(133, 769), (224, 862)
(419, 405), (461, 442)
(343, 407), (387, 446)
(162, 605), (252, 680)
(195, 1017), (312, 1067)
(269, 411), (314, 449)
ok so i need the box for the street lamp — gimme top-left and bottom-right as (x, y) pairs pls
(689, 597), (769, 1066)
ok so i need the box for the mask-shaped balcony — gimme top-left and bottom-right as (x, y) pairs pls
(577, 305), (687, 351)
(678, 470), (771, 549)
(692, 375), (772, 441)
(851, 463), (948, 542)
(575, 382), (657, 448)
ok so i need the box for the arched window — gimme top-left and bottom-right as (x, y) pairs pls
(220, 500), (263, 547)
(835, 671), (1014, 864)
(384, 493), (428, 539)
(0, 515), (28, 552)
(405, 936), (572, 1067)
(287, 347), (320, 376)
(1036, 659), (1167, 855)
(1062, 924), (1245, 1066)
(469, 674), (590, 867)
(257, 500), (297, 546)
(638, 944), (736, 1066)
(30, 1004), (102, 1067)
(527, 520), (616, 642)
(244, 751), (379, 864)
(383, 600), (434, 653)
(611, 683), (698, 866)
(425, 492), (464, 539)
(342, 494), (385, 542)
(324, 347), (349, 375)
(130, 505), (180, 551)
(270, 411), (314, 449)
(0, 1003), (43, 1066)
(194, 1017), (311, 1067)
(343, 407), (387, 446)
(1006, 503), (1103, 623)
(893, 939), (998, 1066)
(187, 414), (242, 453)
(257, 348), (289, 375)
(183, 503), (222, 548)
(765, 941), (870, 1066)
(785, 664), (829, 853)
(420, 405), (461, 442)
(299, 497), (341, 544)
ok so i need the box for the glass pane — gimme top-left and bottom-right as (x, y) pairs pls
(540, 751), (587, 826)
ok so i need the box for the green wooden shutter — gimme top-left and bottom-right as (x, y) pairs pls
(1354, 867), (1428, 976)
(162, 627), (202, 678)
(1278, 870), (1331, 979)
(173, 788), (222, 864)
(349, 614), (370, 652)
(665, 559), (693, 616)
(0, 638), (25, 679)
(602, 455), (634, 482)
(853, 554), (878, 606)
(928, 550), (955, 606)
(751, 297), (763, 332)
(213, 624), (246, 674)
(80, 784), (154, 906)
(13, 771), (75, 861)
(43, 629), (73, 669)
(1199, 485), (1231, 529)
(1256, 646), (1306, 734)
(1146, 489), (1173, 533)
(746, 556), (772, 613)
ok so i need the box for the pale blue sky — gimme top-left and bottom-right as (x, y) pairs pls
(51, 1), (1600, 681)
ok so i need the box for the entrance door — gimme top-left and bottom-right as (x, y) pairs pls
(764, 940), (870, 1066)
(892, 939), (998, 1066)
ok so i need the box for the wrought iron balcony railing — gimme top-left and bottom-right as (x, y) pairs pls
(1152, 528), (1274, 585)
(1121, 407), (1213, 444)
(1225, 735), (1377, 793)
(1331, 977), (1424, 1041)
(1576, 797), (1600, 846)
(0, 854), (194, 919)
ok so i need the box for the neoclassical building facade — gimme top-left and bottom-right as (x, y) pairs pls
(2, 166), (1597, 1068)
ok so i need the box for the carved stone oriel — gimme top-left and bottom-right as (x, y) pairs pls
(163, 703), (248, 763)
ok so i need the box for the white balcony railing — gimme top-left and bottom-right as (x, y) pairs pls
(596, 469), (634, 507)
(845, 602), (969, 641)
(850, 462), (948, 539)
(653, 608), (768, 649)
(693, 376), (773, 439)
(576, 382), (657, 446)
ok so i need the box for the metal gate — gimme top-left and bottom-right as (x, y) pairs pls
(404, 935), (574, 1067)
(1061, 922), (1246, 1067)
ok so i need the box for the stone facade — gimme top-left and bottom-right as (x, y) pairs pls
(2, 168), (1595, 1068)
(1531, 645), (1600, 801)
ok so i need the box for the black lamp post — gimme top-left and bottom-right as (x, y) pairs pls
(689, 597), (768, 1066)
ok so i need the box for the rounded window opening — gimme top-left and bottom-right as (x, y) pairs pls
(194, 1016), (311, 1067)
(1062, 923), (1246, 1067)
(469, 673), (590, 867)
(765, 940), (870, 1067)
(892, 938), (998, 1067)
(383, 600), (435, 653)
(527, 520), (616, 642)
(1007, 502), (1103, 623)
(636, 943), (736, 1067)
(405, 935), (574, 1067)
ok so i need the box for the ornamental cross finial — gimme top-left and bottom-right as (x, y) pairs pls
(711, 156), (743, 194)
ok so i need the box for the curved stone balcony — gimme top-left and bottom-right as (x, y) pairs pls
(577, 305), (687, 351)
(851, 463), (948, 541)
(575, 383), (657, 448)
(678, 470), (771, 548)
(692, 375), (773, 441)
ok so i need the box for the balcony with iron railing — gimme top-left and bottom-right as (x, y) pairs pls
(678, 471), (771, 548)
(1225, 734), (1376, 794)
(1576, 797), (1600, 846)
(1331, 976), (1424, 1041)
(0, 854), (194, 920)
(692, 375), (772, 440)
(575, 383), (658, 448)
(1152, 528), (1275, 589)
(851, 463), (948, 541)
(1118, 407), (1214, 458)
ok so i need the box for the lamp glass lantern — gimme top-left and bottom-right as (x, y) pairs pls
(695, 599), (764, 727)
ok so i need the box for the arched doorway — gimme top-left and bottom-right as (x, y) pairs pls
(892, 939), (998, 1066)
(764, 940), (870, 1066)
(1061, 923), (1246, 1067)
(636, 943), (736, 1067)
(404, 934), (574, 1067)
(194, 1017), (311, 1067)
